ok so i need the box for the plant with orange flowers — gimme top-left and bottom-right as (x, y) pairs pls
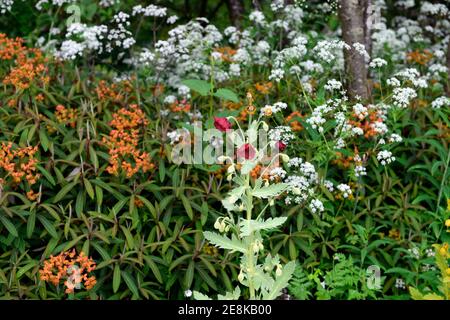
(103, 104), (155, 178)
(39, 250), (97, 295)
(0, 142), (40, 200)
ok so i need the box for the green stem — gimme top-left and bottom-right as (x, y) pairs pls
(244, 173), (256, 299)
(435, 148), (450, 215)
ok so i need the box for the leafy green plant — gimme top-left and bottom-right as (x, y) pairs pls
(289, 254), (384, 300)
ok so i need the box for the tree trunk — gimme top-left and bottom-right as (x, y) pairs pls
(362, 0), (372, 57)
(339, 0), (370, 101)
(252, 0), (261, 10)
(226, 0), (245, 29)
(447, 39), (450, 96)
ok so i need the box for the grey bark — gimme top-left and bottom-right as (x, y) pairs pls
(339, 0), (370, 101)
(362, 0), (372, 57)
(252, 0), (261, 10)
(227, 0), (245, 29)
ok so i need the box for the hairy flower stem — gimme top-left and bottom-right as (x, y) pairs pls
(244, 173), (256, 299)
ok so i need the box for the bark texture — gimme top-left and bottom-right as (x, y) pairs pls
(227, 0), (245, 28)
(339, 0), (370, 101)
(362, 0), (372, 57)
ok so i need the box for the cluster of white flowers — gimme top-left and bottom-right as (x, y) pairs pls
(431, 96), (450, 109)
(313, 40), (350, 62)
(260, 102), (288, 116)
(287, 157), (303, 168)
(269, 167), (287, 181)
(396, 0), (415, 9)
(387, 77), (401, 87)
(395, 68), (428, 88)
(353, 42), (370, 62)
(408, 247), (420, 259)
(0, 0), (13, 13)
(425, 248), (435, 258)
(389, 134), (403, 143)
(354, 165), (367, 177)
(284, 157), (322, 207)
(167, 15), (179, 25)
(420, 2), (449, 16)
(377, 150), (395, 165)
(270, 0), (285, 12)
(337, 184), (352, 198)
(395, 278), (406, 290)
(309, 199), (324, 213)
(306, 103), (336, 133)
(66, 23), (107, 52)
(353, 103), (368, 120)
(269, 36), (308, 82)
(106, 12), (136, 52)
(369, 57), (387, 68)
(55, 40), (85, 60)
(249, 10), (266, 26)
(36, 0), (76, 11)
(324, 180), (334, 192)
(132, 4), (167, 17)
(392, 87), (417, 108)
(269, 126), (295, 144)
(324, 79), (343, 91)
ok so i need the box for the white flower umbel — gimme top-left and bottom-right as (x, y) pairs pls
(337, 184), (352, 198)
(392, 87), (417, 108)
(431, 96), (450, 109)
(377, 150), (395, 166)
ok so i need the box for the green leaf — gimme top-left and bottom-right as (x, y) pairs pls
(203, 231), (246, 253)
(0, 216), (18, 237)
(143, 255), (163, 284)
(120, 226), (135, 250)
(27, 211), (36, 238)
(121, 271), (139, 298)
(185, 260), (195, 289)
(193, 291), (212, 300)
(263, 261), (296, 300)
(239, 217), (287, 237)
(37, 215), (58, 239)
(213, 88), (239, 103)
(37, 165), (56, 186)
(181, 79), (212, 96)
(136, 196), (157, 219)
(39, 127), (49, 151)
(252, 183), (289, 199)
(181, 195), (194, 220)
(16, 262), (37, 279)
(84, 178), (95, 200)
(53, 181), (78, 203)
(113, 264), (121, 293)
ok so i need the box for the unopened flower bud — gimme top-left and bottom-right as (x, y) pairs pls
(275, 264), (282, 277)
(238, 271), (245, 283)
(280, 154), (289, 163)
